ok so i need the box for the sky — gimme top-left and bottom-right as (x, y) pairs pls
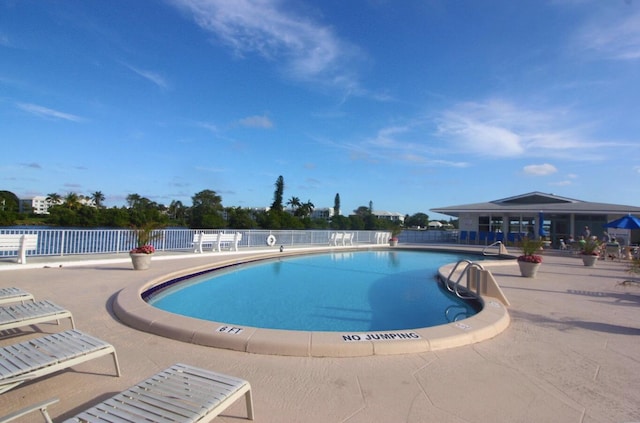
(1, 0), (640, 220)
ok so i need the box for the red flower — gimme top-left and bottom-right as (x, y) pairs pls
(517, 254), (542, 264)
(130, 245), (155, 254)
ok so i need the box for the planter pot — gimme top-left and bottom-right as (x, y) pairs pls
(581, 254), (598, 267)
(389, 240), (398, 247)
(130, 253), (153, 270)
(518, 261), (541, 278)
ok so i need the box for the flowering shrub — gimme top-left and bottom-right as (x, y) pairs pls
(130, 245), (155, 254)
(517, 236), (545, 264)
(517, 254), (542, 263)
(580, 238), (601, 256)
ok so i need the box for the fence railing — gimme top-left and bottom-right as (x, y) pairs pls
(0, 228), (457, 259)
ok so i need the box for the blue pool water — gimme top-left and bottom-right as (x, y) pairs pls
(147, 250), (481, 332)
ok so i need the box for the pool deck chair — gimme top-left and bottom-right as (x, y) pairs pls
(0, 288), (34, 306)
(0, 300), (75, 332)
(0, 329), (120, 394)
(64, 363), (254, 422)
(0, 398), (59, 423)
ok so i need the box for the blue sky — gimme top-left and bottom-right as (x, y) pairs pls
(2, 0), (639, 220)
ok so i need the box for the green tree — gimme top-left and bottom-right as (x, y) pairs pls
(126, 193), (142, 209)
(353, 206), (370, 217)
(0, 191), (19, 224)
(405, 212), (429, 228)
(100, 207), (131, 227)
(271, 175), (284, 212)
(190, 189), (224, 228)
(225, 207), (256, 229)
(330, 214), (349, 229)
(333, 193), (340, 217)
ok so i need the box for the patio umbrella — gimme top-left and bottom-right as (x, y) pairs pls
(538, 211), (548, 237)
(604, 214), (640, 230)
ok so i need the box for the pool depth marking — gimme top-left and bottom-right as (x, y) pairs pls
(217, 325), (244, 334)
(342, 332), (422, 342)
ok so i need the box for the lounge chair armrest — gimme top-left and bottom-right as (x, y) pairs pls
(0, 398), (59, 423)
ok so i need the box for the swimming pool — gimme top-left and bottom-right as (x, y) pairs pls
(146, 250), (481, 332)
(113, 246), (511, 356)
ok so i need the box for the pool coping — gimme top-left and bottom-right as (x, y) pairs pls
(113, 247), (511, 357)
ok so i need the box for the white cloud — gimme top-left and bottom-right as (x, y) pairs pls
(0, 33), (11, 47)
(195, 121), (220, 133)
(16, 103), (84, 122)
(124, 64), (169, 89)
(238, 115), (273, 128)
(169, 0), (359, 88)
(435, 99), (601, 159)
(523, 163), (557, 176)
(573, 8), (640, 60)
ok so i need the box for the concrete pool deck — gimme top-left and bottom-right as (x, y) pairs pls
(1, 245), (639, 422)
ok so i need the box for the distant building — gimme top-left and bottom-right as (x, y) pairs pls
(311, 207), (335, 220)
(19, 196), (54, 214)
(371, 210), (405, 224)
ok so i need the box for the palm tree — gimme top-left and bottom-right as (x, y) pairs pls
(287, 196), (301, 212)
(46, 192), (62, 206)
(64, 192), (81, 210)
(297, 200), (315, 218)
(91, 191), (105, 208)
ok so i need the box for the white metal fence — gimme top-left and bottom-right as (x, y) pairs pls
(0, 228), (456, 259)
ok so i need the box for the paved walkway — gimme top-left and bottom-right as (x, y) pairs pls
(1, 247), (639, 422)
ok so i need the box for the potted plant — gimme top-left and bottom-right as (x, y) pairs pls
(129, 222), (162, 270)
(580, 237), (601, 267)
(389, 227), (401, 247)
(517, 236), (545, 278)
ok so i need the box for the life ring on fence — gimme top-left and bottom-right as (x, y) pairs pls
(266, 234), (277, 246)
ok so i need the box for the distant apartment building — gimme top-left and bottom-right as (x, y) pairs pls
(19, 196), (53, 214)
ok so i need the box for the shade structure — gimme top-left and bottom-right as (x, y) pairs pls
(604, 214), (640, 230)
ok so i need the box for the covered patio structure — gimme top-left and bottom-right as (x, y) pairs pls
(431, 192), (640, 248)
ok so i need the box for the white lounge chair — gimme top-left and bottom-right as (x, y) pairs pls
(0, 329), (120, 394)
(0, 288), (34, 305)
(0, 300), (75, 332)
(63, 363), (254, 422)
(0, 398), (58, 423)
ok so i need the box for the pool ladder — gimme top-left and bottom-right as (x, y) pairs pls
(443, 259), (484, 300)
(445, 304), (472, 322)
(482, 241), (505, 256)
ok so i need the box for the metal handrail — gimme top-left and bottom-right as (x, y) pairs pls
(445, 304), (471, 322)
(482, 241), (503, 256)
(443, 259), (484, 300)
